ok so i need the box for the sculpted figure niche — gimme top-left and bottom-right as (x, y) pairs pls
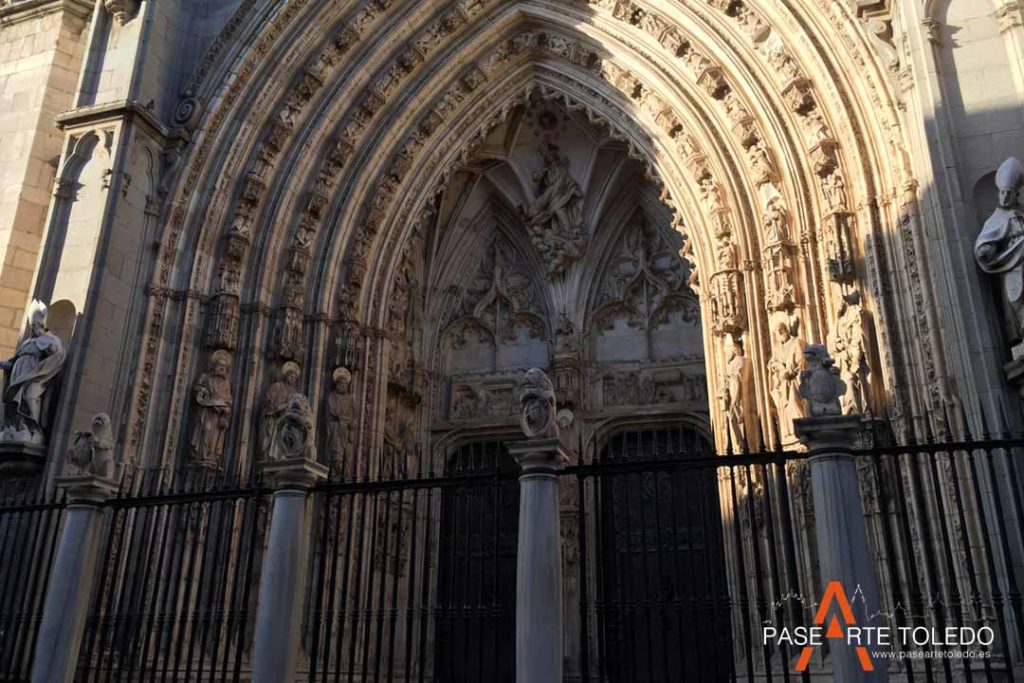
(327, 367), (355, 475)
(0, 301), (65, 445)
(519, 143), (587, 277)
(189, 350), (233, 467)
(718, 335), (752, 450)
(975, 157), (1024, 350)
(829, 290), (872, 415)
(767, 312), (807, 444)
(260, 361), (300, 458)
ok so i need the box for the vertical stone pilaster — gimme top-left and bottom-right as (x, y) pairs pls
(252, 457), (327, 683)
(508, 438), (569, 683)
(31, 475), (119, 683)
(795, 415), (888, 682)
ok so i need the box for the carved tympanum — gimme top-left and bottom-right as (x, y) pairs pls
(519, 143), (586, 277)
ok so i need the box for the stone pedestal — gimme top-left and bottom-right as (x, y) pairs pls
(1004, 357), (1024, 399)
(31, 475), (119, 683)
(508, 438), (569, 683)
(252, 457), (327, 683)
(795, 415), (888, 682)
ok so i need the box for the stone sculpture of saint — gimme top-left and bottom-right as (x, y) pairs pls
(519, 143), (586, 276)
(327, 367), (355, 475)
(829, 290), (871, 414)
(718, 335), (751, 450)
(267, 393), (315, 462)
(259, 360), (300, 458)
(767, 313), (806, 443)
(0, 300), (66, 442)
(975, 157), (1024, 346)
(189, 350), (233, 466)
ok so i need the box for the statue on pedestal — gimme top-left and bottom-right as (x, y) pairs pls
(829, 290), (872, 414)
(799, 344), (846, 417)
(259, 361), (300, 458)
(519, 144), (586, 277)
(519, 368), (558, 439)
(0, 301), (66, 446)
(975, 157), (1024, 348)
(718, 335), (752, 450)
(266, 393), (316, 462)
(327, 367), (355, 475)
(767, 312), (806, 443)
(188, 350), (233, 467)
(67, 413), (117, 479)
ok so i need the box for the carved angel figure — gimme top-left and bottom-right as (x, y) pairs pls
(267, 393), (316, 461)
(188, 350), (233, 466)
(1, 301), (66, 442)
(975, 157), (1024, 346)
(519, 144), (586, 277)
(519, 368), (558, 439)
(799, 344), (846, 417)
(67, 413), (116, 479)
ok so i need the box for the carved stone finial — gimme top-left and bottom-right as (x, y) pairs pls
(799, 344), (846, 417)
(266, 393), (316, 462)
(519, 368), (558, 439)
(66, 413), (117, 480)
(974, 157), (1024, 355)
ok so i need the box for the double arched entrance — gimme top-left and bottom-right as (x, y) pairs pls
(436, 426), (730, 682)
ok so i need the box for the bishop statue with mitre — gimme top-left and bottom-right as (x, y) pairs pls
(975, 157), (1024, 348)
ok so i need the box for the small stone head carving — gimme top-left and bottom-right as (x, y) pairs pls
(210, 349), (232, 378)
(519, 368), (558, 439)
(333, 366), (352, 393)
(996, 157), (1024, 209)
(799, 344), (846, 417)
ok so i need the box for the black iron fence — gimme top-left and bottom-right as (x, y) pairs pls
(73, 473), (271, 682)
(1, 417), (1023, 682)
(0, 488), (63, 682)
(565, 420), (1024, 682)
(303, 440), (519, 682)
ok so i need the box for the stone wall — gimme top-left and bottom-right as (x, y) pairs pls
(0, 0), (90, 354)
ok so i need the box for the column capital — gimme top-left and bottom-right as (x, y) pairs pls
(55, 474), (120, 505)
(260, 457), (328, 490)
(508, 438), (570, 475)
(794, 414), (865, 454)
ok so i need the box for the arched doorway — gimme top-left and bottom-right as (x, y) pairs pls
(593, 426), (732, 681)
(435, 440), (519, 682)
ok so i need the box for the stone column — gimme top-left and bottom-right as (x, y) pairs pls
(508, 437), (569, 683)
(252, 457), (327, 683)
(795, 414), (888, 682)
(31, 475), (119, 683)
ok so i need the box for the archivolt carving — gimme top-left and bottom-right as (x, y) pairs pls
(129, 0), (926, 465)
